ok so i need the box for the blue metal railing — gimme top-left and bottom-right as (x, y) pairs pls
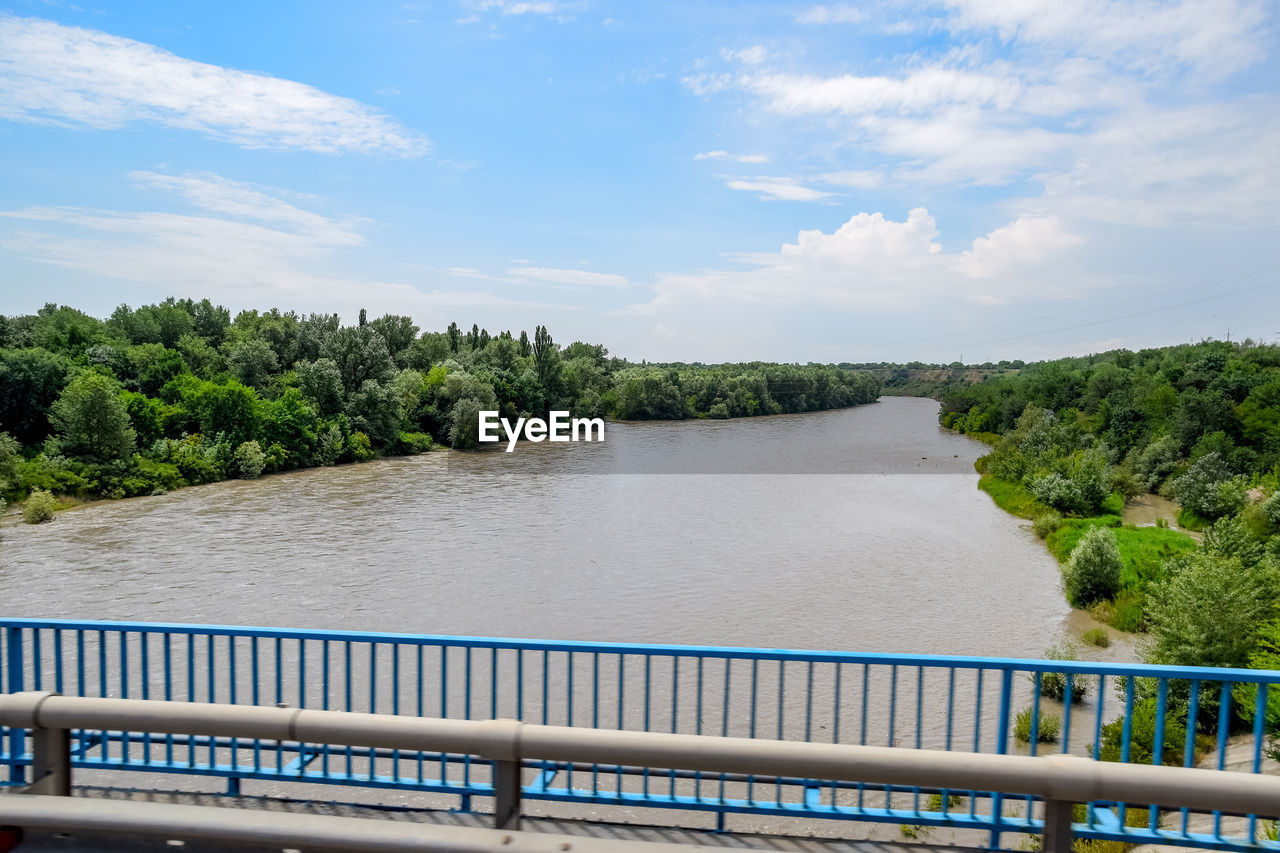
(2, 618), (1278, 850)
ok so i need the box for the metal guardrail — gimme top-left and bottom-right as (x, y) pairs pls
(3, 692), (1280, 853)
(3, 619), (1280, 850)
(0, 795), (748, 853)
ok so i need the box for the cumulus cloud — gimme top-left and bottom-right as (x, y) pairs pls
(725, 177), (835, 202)
(644, 208), (1084, 312)
(0, 16), (428, 156)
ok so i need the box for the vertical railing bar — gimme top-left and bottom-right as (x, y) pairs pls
(464, 646), (473, 793)
(140, 633), (151, 765)
(415, 644), (423, 784)
(619, 654), (627, 799)
(644, 654), (653, 800)
(858, 664), (868, 811)
(1213, 681), (1231, 842)
(371, 643), (379, 781)
(345, 641), (354, 781)
(298, 638), (306, 709)
(566, 651), (574, 793)
(490, 647), (498, 721)
(1250, 682), (1269, 842)
(805, 660), (814, 744)
(694, 656), (703, 804)
(1062, 673), (1073, 755)
(719, 658), (729, 808)
(1149, 678), (1168, 831)
(747, 658), (757, 806)
(1180, 679), (1200, 835)
(592, 651), (600, 798)
(186, 634), (194, 769)
(228, 635), (238, 784)
(206, 634), (215, 769)
(671, 655), (679, 802)
(887, 664), (898, 809)
(32, 630), (43, 691)
(776, 660), (783, 808)
(439, 645), (447, 784)
(163, 634), (173, 768)
(945, 667), (955, 751)
(252, 637), (261, 775)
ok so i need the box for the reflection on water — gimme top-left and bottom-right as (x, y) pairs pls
(1, 397), (1103, 660)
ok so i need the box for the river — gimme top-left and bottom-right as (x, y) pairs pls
(1, 396), (1110, 659)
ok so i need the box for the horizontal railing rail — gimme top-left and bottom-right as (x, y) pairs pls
(4, 692), (1280, 853)
(3, 618), (1280, 851)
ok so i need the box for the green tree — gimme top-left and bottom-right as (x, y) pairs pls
(448, 397), (486, 449)
(1145, 552), (1280, 669)
(0, 347), (71, 445)
(1062, 525), (1121, 607)
(226, 338), (280, 389)
(49, 372), (137, 461)
(321, 326), (395, 395)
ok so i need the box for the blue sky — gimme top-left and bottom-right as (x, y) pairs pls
(1, 0), (1278, 363)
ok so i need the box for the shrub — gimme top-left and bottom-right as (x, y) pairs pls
(22, 488), (57, 523)
(1014, 706), (1060, 744)
(394, 431), (434, 455)
(1036, 641), (1088, 704)
(1033, 511), (1062, 539)
(1062, 525), (1122, 607)
(348, 431), (374, 461)
(233, 440), (265, 479)
(1171, 452), (1247, 520)
(1096, 697), (1187, 765)
(1111, 588), (1147, 632)
(1082, 628), (1110, 648)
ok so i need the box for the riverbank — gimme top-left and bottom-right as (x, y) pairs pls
(974, 458), (1197, 633)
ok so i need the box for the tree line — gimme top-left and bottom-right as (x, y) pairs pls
(939, 338), (1280, 760)
(0, 300), (880, 505)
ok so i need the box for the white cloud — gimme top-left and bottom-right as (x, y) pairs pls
(818, 170), (882, 189)
(0, 16), (428, 156)
(940, 0), (1269, 77)
(461, 0), (585, 18)
(0, 171), (536, 316)
(508, 266), (629, 287)
(725, 177), (835, 202)
(795, 4), (867, 24)
(695, 150), (771, 163)
(747, 68), (1022, 116)
(721, 45), (768, 65)
(643, 208), (1086, 313)
(956, 216), (1082, 279)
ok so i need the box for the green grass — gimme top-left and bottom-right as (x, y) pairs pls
(978, 471), (1197, 632)
(1176, 506), (1211, 531)
(978, 472), (1050, 519)
(1082, 627), (1110, 648)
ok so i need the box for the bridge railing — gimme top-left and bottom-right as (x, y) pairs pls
(4, 692), (1280, 853)
(2, 618), (1279, 851)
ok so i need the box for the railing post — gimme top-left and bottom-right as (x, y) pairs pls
(493, 759), (522, 829)
(990, 667), (1014, 850)
(4, 628), (24, 784)
(27, 725), (71, 797)
(1042, 800), (1074, 853)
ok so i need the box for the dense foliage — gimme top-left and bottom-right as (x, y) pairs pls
(941, 339), (1280, 757)
(0, 300), (880, 506)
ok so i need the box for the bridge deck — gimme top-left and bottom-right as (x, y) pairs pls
(5, 786), (988, 853)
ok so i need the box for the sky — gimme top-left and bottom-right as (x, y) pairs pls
(0, 0), (1278, 364)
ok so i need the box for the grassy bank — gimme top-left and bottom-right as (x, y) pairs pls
(976, 462), (1196, 632)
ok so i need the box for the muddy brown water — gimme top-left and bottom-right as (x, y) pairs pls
(0, 396), (1139, 836)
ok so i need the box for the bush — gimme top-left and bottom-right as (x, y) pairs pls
(1171, 452), (1247, 520)
(394, 431), (434, 455)
(1096, 696), (1188, 764)
(1036, 641), (1088, 703)
(1014, 706), (1060, 743)
(1033, 511), (1062, 539)
(233, 440), (265, 479)
(1082, 628), (1110, 648)
(1110, 588), (1146, 632)
(1062, 525), (1122, 607)
(22, 488), (57, 523)
(348, 431), (374, 462)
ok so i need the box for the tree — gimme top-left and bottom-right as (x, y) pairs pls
(1172, 452), (1246, 519)
(448, 397), (486, 449)
(0, 430), (20, 498)
(1145, 552), (1280, 669)
(1062, 525), (1121, 607)
(518, 330), (531, 358)
(447, 322), (460, 353)
(0, 348), (71, 444)
(297, 358), (344, 415)
(233, 440), (266, 479)
(49, 372), (137, 461)
(226, 338), (279, 389)
(320, 326), (395, 395)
